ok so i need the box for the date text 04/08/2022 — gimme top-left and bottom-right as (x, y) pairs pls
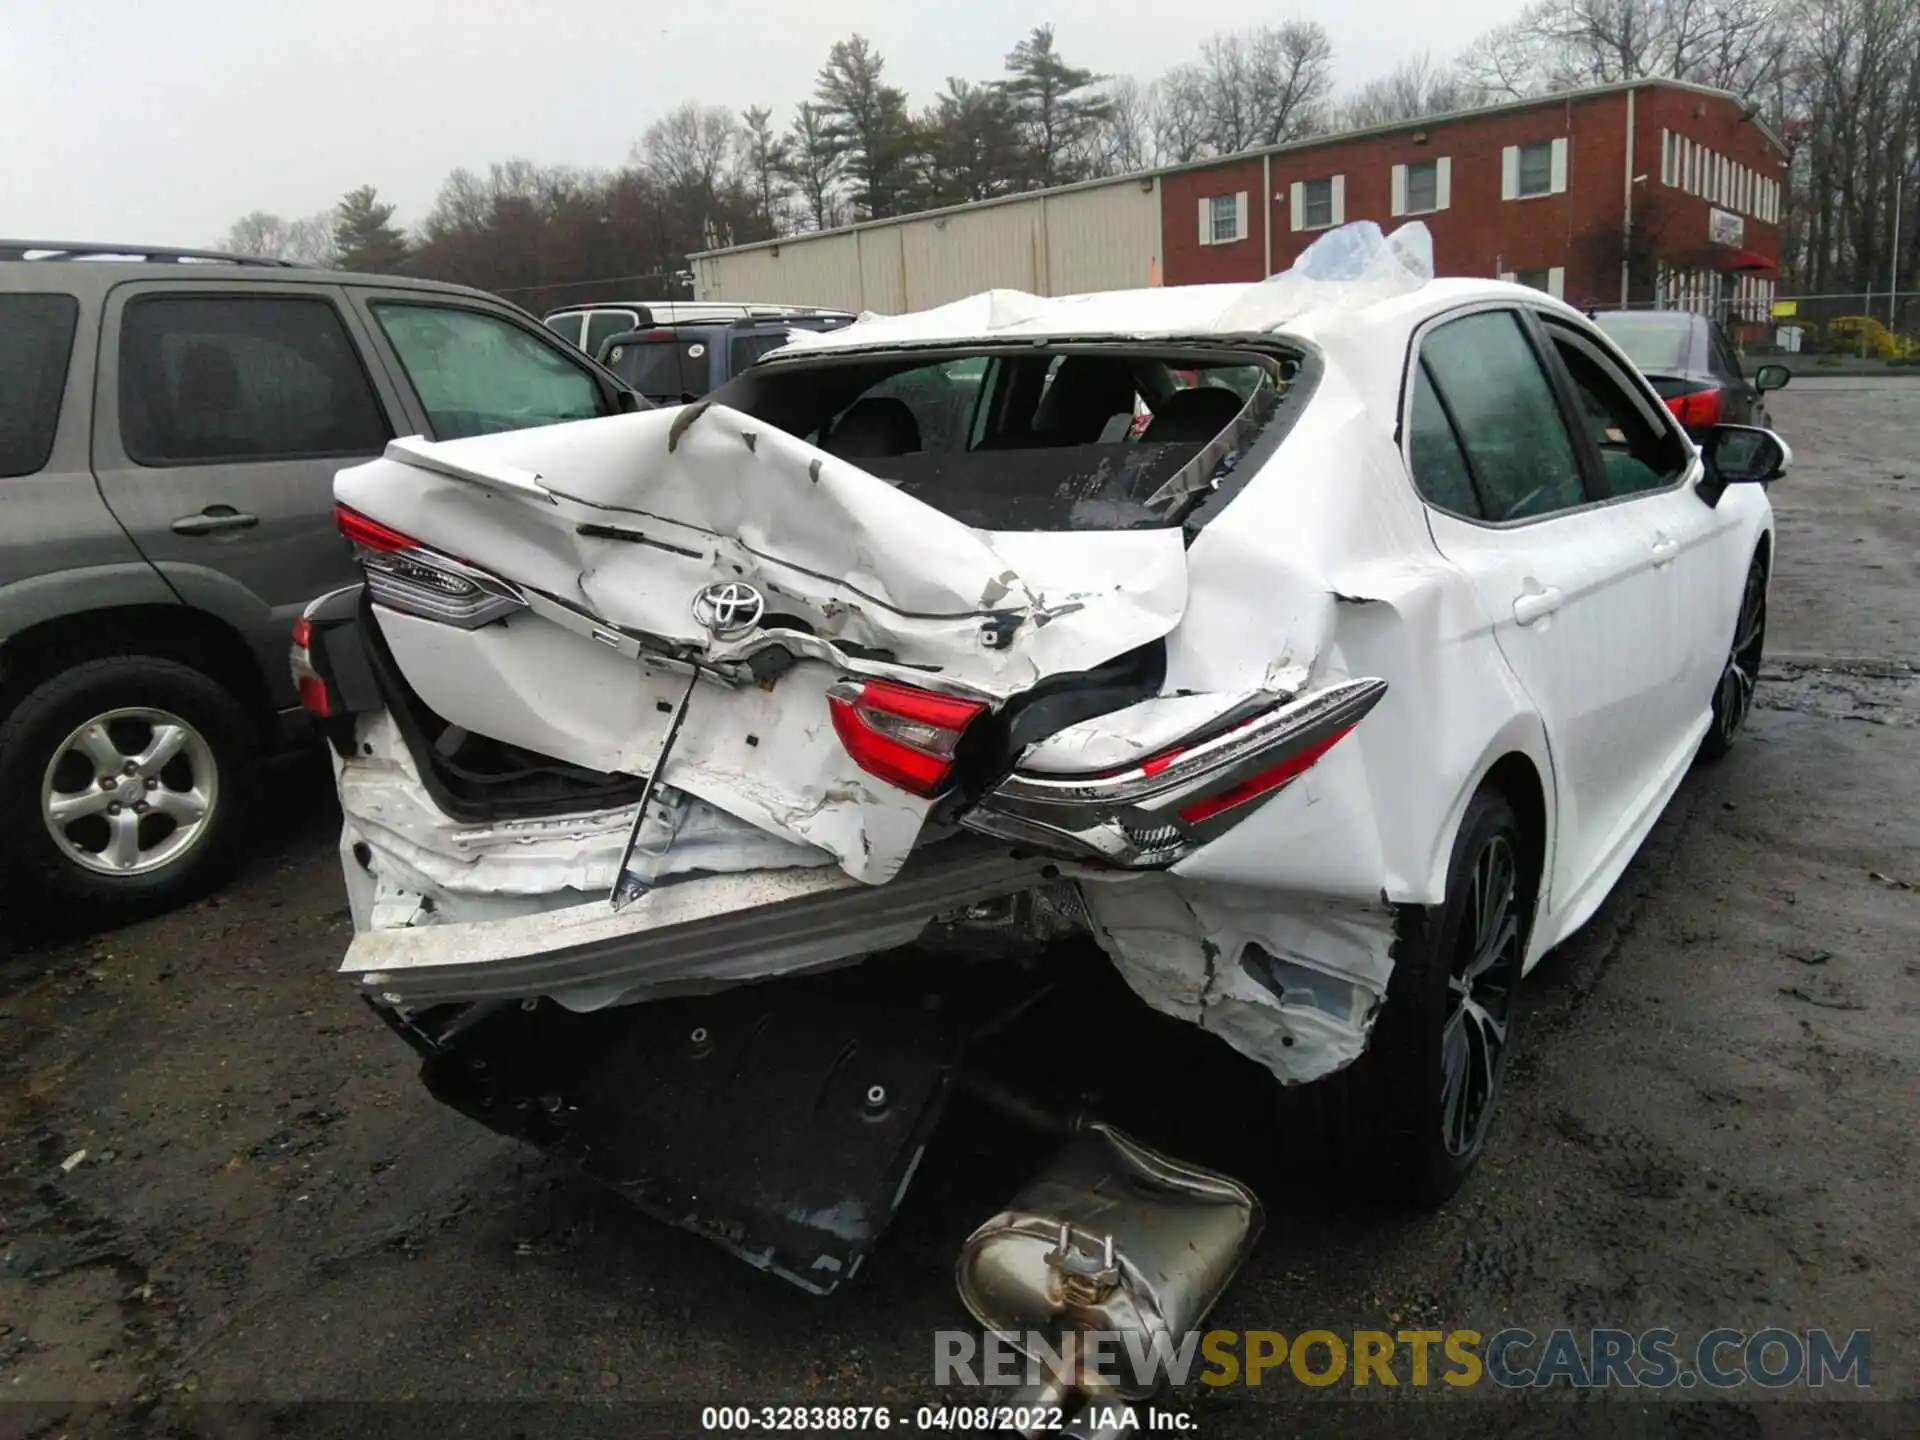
(700, 1405), (1197, 1431)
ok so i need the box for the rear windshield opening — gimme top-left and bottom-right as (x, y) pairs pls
(709, 342), (1308, 532)
(606, 336), (710, 401)
(1592, 313), (1695, 372)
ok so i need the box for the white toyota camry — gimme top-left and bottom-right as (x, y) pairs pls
(295, 223), (1785, 1286)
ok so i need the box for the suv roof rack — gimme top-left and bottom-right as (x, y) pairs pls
(0, 240), (302, 267)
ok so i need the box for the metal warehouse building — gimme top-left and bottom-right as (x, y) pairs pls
(692, 78), (1786, 319)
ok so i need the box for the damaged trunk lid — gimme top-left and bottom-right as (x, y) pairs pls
(332, 402), (1189, 886)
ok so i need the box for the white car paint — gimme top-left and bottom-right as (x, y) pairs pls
(326, 223), (1774, 1086)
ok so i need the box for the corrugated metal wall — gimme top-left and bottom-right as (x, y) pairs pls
(692, 178), (1163, 313)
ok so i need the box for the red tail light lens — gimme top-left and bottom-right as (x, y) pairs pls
(288, 616), (336, 718)
(335, 503), (417, 553)
(1664, 386), (1724, 427)
(826, 679), (987, 797)
(1175, 725), (1355, 825)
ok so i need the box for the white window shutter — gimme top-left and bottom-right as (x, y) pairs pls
(1501, 146), (1519, 200)
(1549, 137), (1569, 193)
(1390, 164), (1407, 217)
(1234, 191), (1249, 241)
(1198, 197), (1212, 245)
(1436, 156), (1452, 210)
(1547, 266), (1565, 300)
(1289, 181), (1305, 232)
(1331, 174), (1346, 225)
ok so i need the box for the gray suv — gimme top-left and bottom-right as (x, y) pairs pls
(0, 240), (645, 918)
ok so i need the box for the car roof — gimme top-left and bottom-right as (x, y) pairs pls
(772, 276), (1571, 355)
(0, 243), (508, 306)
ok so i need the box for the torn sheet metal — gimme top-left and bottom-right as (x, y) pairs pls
(335, 714), (834, 931)
(1075, 873), (1396, 1084)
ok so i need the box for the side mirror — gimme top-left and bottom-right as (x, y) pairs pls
(614, 388), (650, 413)
(1754, 363), (1791, 392)
(1697, 423), (1790, 507)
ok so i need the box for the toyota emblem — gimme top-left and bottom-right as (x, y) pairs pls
(691, 580), (766, 638)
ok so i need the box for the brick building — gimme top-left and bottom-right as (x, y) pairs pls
(692, 78), (1787, 320)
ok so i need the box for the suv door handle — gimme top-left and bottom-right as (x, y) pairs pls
(171, 508), (259, 536)
(1513, 583), (1563, 626)
(1650, 534), (1679, 565)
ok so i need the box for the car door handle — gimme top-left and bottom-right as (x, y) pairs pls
(1650, 534), (1680, 565)
(171, 508), (259, 536)
(1513, 584), (1563, 626)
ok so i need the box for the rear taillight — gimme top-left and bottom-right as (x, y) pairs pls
(1173, 726), (1354, 825)
(288, 615), (335, 718)
(1664, 386), (1724, 427)
(826, 679), (987, 798)
(334, 503), (526, 629)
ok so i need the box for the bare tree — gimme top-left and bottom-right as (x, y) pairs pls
(1193, 23), (1336, 153)
(1086, 75), (1161, 174)
(1339, 54), (1484, 128)
(1460, 0), (1786, 99)
(641, 102), (741, 204)
(219, 210), (337, 266)
(1153, 64), (1215, 163)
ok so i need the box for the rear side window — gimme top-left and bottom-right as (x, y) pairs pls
(1417, 311), (1586, 522)
(1406, 362), (1482, 517)
(0, 293), (79, 477)
(544, 314), (585, 347)
(584, 310), (640, 358)
(374, 304), (609, 439)
(118, 296), (390, 467)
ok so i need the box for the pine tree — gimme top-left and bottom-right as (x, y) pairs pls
(814, 35), (918, 219)
(1002, 25), (1112, 188)
(332, 185), (410, 272)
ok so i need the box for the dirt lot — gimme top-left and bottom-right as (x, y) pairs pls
(2, 380), (1915, 1439)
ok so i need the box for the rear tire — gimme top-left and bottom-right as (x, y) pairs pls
(1285, 788), (1535, 1208)
(0, 656), (259, 921)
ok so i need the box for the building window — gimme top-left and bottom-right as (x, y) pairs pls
(1506, 266), (1566, 300)
(1302, 177), (1335, 228)
(1503, 139), (1565, 200)
(1210, 194), (1239, 244)
(1517, 143), (1554, 196)
(1288, 175), (1345, 232)
(1199, 192), (1247, 246)
(1392, 159), (1450, 216)
(1406, 160), (1438, 214)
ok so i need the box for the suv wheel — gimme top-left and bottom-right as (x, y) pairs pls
(1285, 788), (1535, 1208)
(0, 657), (259, 918)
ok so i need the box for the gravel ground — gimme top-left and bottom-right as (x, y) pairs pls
(1, 380), (1914, 1439)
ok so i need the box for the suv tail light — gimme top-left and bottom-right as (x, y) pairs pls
(826, 679), (988, 798)
(335, 503), (526, 629)
(288, 616), (335, 718)
(1664, 386), (1724, 427)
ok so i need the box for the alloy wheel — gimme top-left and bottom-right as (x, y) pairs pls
(40, 707), (220, 877)
(1716, 563), (1768, 745)
(1440, 833), (1523, 1158)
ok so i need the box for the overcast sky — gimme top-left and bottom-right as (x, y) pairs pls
(3, 0), (1519, 248)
